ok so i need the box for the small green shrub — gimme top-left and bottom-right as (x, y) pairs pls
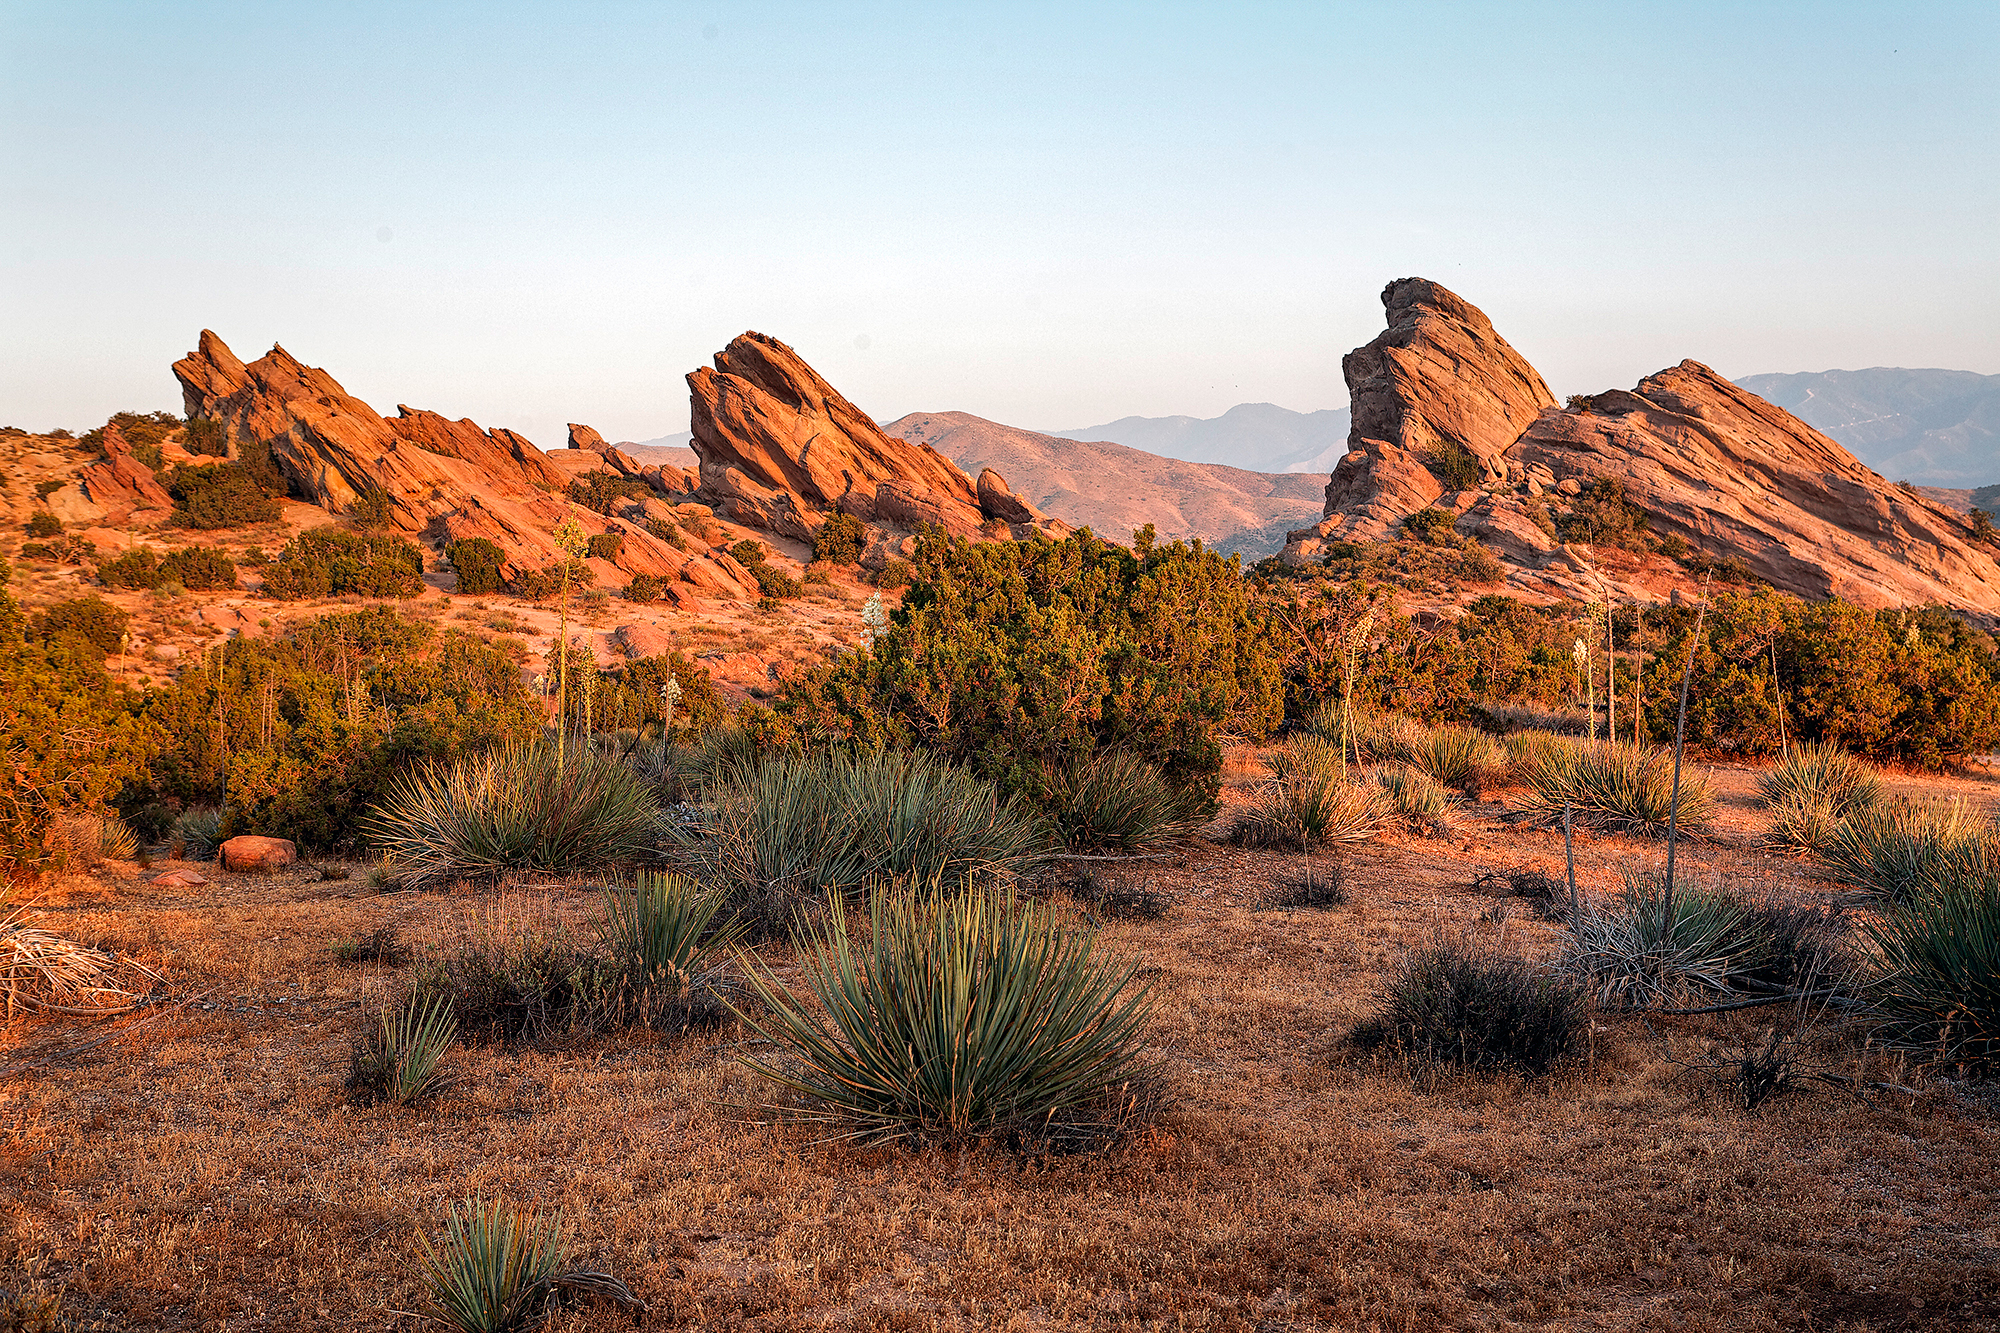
(1376, 764), (1452, 835)
(644, 516), (686, 551)
(1764, 794), (1845, 855)
(735, 884), (1156, 1147)
(1557, 477), (1650, 548)
(508, 558), (592, 602)
(1400, 508), (1459, 546)
(263, 527), (425, 600)
(1513, 738), (1713, 837)
(813, 512), (868, 564)
(347, 996), (456, 1105)
(96, 550), (159, 590)
(568, 471), (652, 515)
(586, 532), (623, 561)
(1039, 750), (1208, 851)
(182, 417), (230, 457)
(1865, 872), (2000, 1073)
(1814, 797), (1992, 902)
(171, 806), (225, 860)
(362, 744), (659, 889)
(750, 563), (801, 599)
(418, 1196), (639, 1333)
(626, 574), (662, 603)
(872, 559), (913, 589)
(1427, 440), (1480, 490)
(28, 597), (129, 661)
(347, 485), (395, 529)
(595, 871), (740, 1031)
(1353, 936), (1587, 1075)
(446, 538), (507, 596)
(167, 462), (281, 529)
(26, 512), (60, 538)
(103, 545), (240, 592)
(1758, 742), (1881, 815)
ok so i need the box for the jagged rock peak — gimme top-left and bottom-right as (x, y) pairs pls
(687, 331), (1063, 550)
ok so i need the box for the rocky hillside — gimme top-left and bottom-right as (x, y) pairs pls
(687, 333), (1067, 567)
(885, 411), (1324, 559)
(1734, 367), (2000, 488)
(1281, 279), (2000, 615)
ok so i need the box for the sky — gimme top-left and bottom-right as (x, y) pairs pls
(3, 1), (1996, 446)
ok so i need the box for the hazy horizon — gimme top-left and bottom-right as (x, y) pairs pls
(5, 2), (1995, 444)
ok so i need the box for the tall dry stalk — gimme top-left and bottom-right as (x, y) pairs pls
(1339, 603), (1378, 781)
(552, 510), (590, 769)
(1663, 578), (1711, 922)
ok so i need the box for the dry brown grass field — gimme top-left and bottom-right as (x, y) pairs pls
(5, 759), (2000, 1332)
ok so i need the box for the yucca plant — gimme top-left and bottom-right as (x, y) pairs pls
(1355, 936), (1588, 1075)
(170, 806), (225, 860)
(1375, 764), (1453, 836)
(1758, 741), (1881, 816)
(1229, 775), (1389, 852)
(1865, 872), (2000, 1073)
(734, 883), (1155, 1147)
(1815, 797), (1993, 902)
(1563, 877), (1769, 1008)
(1513, 739), (1713, 837)
(837, 749), (1047, 885)
(1403, 723), (1506, 796)
(1038, 749), (1209, 851)
(595, 870), (740, 1029)
(347, 995), (457, 1105)
(1763, 794), (1846, 856)
(418, 1197), (639, 1333)
(361, 743), (658, 889)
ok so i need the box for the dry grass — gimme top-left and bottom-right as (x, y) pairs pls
(3, 781), (2000, 1330)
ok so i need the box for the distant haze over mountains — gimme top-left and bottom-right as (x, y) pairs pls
(1732, 368), (2000, 488)
(1051, 403), (1352, 475)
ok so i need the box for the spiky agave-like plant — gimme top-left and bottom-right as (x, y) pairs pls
(1757, 741), (1882, 816)
(1562, 877), (1769, 1009)
(348, 995), (457, 1105)
(1815, 797), (1993, 902)
(595, 870), (740, 1029)
(1866, 872), (2000, 1073)
(1038, 749), (1208, 852)
(1513, 740), (1713, 837)
(734, 883), (1154, 1147)
(418, 1197), (639, 1333)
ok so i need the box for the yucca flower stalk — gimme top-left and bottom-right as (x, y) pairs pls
(732, 883), (1154, 1146)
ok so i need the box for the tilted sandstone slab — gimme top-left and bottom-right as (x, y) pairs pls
(1513, 362), (2000, 611)
(172, 332), (757, 602)
(688, 332), (1062, 546)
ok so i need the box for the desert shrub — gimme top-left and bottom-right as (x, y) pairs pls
(167, 461), (281, 528)
(872, 558), (914, 589)
(594, 871), (740, 1031)
(1764, 795), (1846, 856)
(346, 995), (456, 1105)
(1646, 587), (2000, 768)
(1557, 476), (1649, 548)
(1229, 755), (1389, 853)
(28, 597), (129, 662)
(263, 526), (425, 600)
(1371, 718), (1504, 795)
(347, 484), (395, 528)
(736, 884), (1155, 1147)
(25, 512), (60, 538)
(445, 538), (507, 596)
(1264, 861), (1349, 910)
(568, 470), (652, 515)
(418, 1196), (639, 1333)
(814, 511), (868, 564)
(52, 813), (139, 866)
(170, 806), (224, 860)
(362, 743), (658, 889)
(596, 653), (726, 740)
(81, 410), (181, 455)
(1353, 937), (1586, 1075)
(1376, 764), (1452, 835)
(182, 417), (230, 456)
(1757, 741), (1881, 815)
(139, 608), (538, 849)
(1400, 507), (1459, 546)
(1564, 877), (1801, 1008)
(101, 545), (242, 592)
(771, 529), (1281, 800)
(750, 563), (801, 599)
(1038, 749), (1208, 851)
(332, 927), (407, 965)
(1512, 738), (1713, 837)
(626, 574), (662, 603)
(1865, 872), (2000, 1073)
(33, 480), (62, 498)
(507, 557), (591, 602)
(675, 749), (1044, 939)
(586, 532), (623, 561)
(646, 517), (687, 551)
(1426, 440), (1480, 490)
(1814, 797), (1991, 902)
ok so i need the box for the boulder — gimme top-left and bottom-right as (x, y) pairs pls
(220, 835), (297, 874)
(975, 468), (1039, 525)
(150, 867), (209, 887)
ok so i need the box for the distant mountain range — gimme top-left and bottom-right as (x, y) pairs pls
(1049, 402), (1351, 474)
(1732, 368), (2000, 488)
(882, 411), (1326, 560)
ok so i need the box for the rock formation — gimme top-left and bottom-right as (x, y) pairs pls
(76, 420), (173, 525)
(568, 422), (697, 496)
(172, 332), (758, 602)
(1283, 280), (2000, 614)
(688, 333), (1065, 560)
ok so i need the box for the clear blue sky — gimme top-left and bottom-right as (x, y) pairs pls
(4, 1), (1995, 445)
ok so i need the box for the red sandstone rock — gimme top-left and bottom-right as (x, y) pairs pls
(219, 835), (297, 874)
